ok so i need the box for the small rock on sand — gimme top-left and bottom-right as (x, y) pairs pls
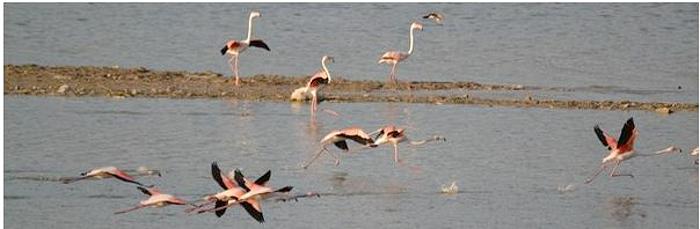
(655, 107), (673, 114)
(56, 84), (70, 94)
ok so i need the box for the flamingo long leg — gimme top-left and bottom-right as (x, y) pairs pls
(60, 176), (90, 184)
(234, 56), (240, 86)
(311, 93), (317, 113)
(114, 204), (148, 214)
(584, 164), (608, 184)
(393, 143), (401, 164)
(302, 148), (327, 169)
(390, 64), (397, 82)
(609, 161), (633, 178)
(197, 201), (239, 214)
(275, 192), (321, 202)
(185, 200), (215, 213)
(323, 148), (341, 166)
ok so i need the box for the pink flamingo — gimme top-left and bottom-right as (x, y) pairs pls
(220, 11), (270, 86)
(114, 186), (191, 214)
(302, 127), (377, 169)
(304, 55), (335, 115)
(187, 162), (265, 222)
(199, 169), (298, 222)
(61, 166), (145, 186)
(378, 22), (423, 82)
(371, 125), (446, 164)
(584, 117), (678, 184)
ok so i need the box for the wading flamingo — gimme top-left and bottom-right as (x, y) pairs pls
(422, 12), (444, 25)
(302, 127), (377, 169)
(114, 186), (191, 214)
(305, 55), (335, 115)
(379, 22), (423, 82)
(186, 162), (264, 222)
(584, 118), (678, 184)
(61, 166), (145, 186)
(371, 125), (446, 164)
(220, 11), (271, 86)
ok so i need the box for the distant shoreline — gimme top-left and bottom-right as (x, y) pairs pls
(4, 64), (697, 113)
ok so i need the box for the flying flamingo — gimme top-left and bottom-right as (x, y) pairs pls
(371, 125), (446, 164)
(422, 12), (444, 25)
(198, 169), (298, 221)
(220, 11), (271, 86)
(302, 127), (378, 169)
(378, 22), (423, 82)
(584, 117), (679, 184)
(61, 166), (145, 186)
(186, 162), (264, 222)
(114, 186), (192, 214)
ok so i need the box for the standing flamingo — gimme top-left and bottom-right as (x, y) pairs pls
(378, 22), (423, 82)
(220, 11), (271, 86)
(371, 125), (446, 164)
(61, 166), (145, 186)
(584, 117), (679, 184)
(305, 55), (335, 114)
(114, 186), (191, 214)
(187, 162), (264, 222)
(302, 127), (377, 169)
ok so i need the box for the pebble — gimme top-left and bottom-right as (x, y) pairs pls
(56, 84), (70, 94)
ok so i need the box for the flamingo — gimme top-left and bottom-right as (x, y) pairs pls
(61, 166), (145, 186)
(422, 12), (444, 25)
(198, 169), (297, 221)
(584, 117), (678, 184)
(302, 127), (378, 169)
(691, 147), (698, 164)
(304, 55), (335, 115)
(371, 125), (446, 164)
(378, 22), (423, 82)
(220, 11), (271, 86)
(114, 186), (191, 214)
(186, 162), (264, 222)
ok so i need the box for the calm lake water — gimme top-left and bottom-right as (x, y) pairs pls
(4, 96), (698, 228)
(4, 3), (699, 103)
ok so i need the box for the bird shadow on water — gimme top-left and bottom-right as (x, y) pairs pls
(605, 196), (647, 227)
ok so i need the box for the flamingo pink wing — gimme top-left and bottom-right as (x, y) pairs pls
(593, 125), (617, 150)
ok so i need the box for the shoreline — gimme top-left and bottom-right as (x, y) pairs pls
(4, 64), (697, 113)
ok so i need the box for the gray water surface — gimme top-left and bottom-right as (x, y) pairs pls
(4, 3), (698, 103)
(4, 96), (698, 228)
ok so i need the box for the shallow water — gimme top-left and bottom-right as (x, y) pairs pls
(4, 3), (698, 103)
(4, 96), (698, 228)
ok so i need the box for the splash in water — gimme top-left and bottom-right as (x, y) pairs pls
(440, 181), (458, 194)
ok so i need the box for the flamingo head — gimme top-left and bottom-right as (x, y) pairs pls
(322, 55), (335, 64)
(411, 22), (424, 31)
(654, 146), (682, 155)
(250, 11), (262, 19)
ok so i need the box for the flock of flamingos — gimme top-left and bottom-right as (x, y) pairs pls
(57, 10), (697, 224)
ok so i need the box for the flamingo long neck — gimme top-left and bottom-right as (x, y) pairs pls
(321, 60), (331, 82)
(245, 15), (255, 42)
(407, 27), (416, 55)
